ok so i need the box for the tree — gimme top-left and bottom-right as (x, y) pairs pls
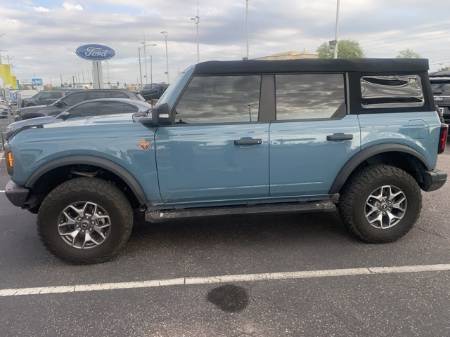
(317, 40), (364, 59)
(396, 49), (421, 58)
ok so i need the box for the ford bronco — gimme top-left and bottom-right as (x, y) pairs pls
(4, 58), (448, 264)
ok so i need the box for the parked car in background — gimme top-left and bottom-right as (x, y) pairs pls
(140, 83), (168, 101)
(0, 103), (10, 119)
(16, 89), (145, 120)
(4, 58), (447, 264)
(430, 71), (450, 124)
(15, 90), (39, 108)
(21, 90), (66, 107)
(6, 98), (152, 140)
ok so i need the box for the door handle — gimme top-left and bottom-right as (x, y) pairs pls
(234, 137), (263, 146)
(326, 133), (354, 141)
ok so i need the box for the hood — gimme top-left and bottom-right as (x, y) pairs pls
(5, 116), (56, 141)
(7, 116), (57, 132)
(7, 113), (137, 142)
(44, 113), (135, 129)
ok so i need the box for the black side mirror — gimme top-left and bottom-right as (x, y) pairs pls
(151, 103), (171, 125)
(137, 103), (172, 126)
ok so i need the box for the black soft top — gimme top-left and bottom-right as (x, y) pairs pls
(194, 58), (429, 75)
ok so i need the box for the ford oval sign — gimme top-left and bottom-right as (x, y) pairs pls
(75, 44), (115, 61)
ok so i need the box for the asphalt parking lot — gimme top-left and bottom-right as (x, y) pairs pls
(1, 144), (450, 337)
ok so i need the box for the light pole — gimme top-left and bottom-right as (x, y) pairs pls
(145, 43), (157, 85)
(245, 0), (249, 60)
(190, 0), (200, 63)
(161, 31), (170, 84)
(138, 47), (143, 88)
(333, 0), (341, 59)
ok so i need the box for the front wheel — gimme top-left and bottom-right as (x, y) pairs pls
(38, 177), (133, 264)
(339, 165), (422, 243)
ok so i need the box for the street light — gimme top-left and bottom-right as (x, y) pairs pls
(333, 0), (341, 59)
(141, 42), (157, 85)
(161, 31), (170, 84)
(244, 0), (249, 60)
(138, 47), (143, 88)
(190, 0), (200, 63)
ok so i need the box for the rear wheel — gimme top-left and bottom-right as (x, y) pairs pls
(339, 165), (421, 243)
(38, 177), (133, 264)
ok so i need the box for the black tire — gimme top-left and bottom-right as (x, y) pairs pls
(339, 164), (422, 243)
(38, 177), (133, 264)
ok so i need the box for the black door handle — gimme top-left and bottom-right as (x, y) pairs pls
(234, 137), (263, 146)
(327, 133), (354, 141)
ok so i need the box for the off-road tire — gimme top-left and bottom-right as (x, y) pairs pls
(339, 164), (421, 243)
(38, 177), (133, 264)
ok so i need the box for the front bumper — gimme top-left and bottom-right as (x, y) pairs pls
(422, 169), (447, 192)
(5, 180), (29, 207)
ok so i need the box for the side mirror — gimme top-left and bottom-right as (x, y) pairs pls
(151, 103), (172, 125)
(58, 111), (70, 120)
(137, 103), (172, 126)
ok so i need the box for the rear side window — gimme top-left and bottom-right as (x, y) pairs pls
(62, 92), (86, 105)
(175, 75), (261, 124)
(276, 74), (346, 120)
(361, 75), (424, 109)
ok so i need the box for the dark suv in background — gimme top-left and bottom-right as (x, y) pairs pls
(430, 70), (450, 124)
(17, 89), (144, 120)
(21, 90), (66, 107)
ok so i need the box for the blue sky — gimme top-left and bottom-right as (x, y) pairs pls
(1, 0), (450, 85)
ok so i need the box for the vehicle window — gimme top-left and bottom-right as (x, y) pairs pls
(276, 74), (346, 120)
(106, 91), (129, 99)
(62, 92), (87, 105)
(361, 75), (424, 108)
(85, 91), (110, 100)
(68, 101), (137, 117)
(40, 91), (63, 99)
(431, 82), (450, 95)
(175, 75), (261, 123)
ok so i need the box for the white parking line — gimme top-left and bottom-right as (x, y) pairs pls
(1, 263), (450, 297)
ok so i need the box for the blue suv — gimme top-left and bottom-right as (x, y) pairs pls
(4, 58), (448, 264)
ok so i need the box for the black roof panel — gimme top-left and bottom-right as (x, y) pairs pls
(194, 58), (429, 75)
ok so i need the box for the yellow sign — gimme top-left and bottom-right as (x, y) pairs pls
(0, 64), (18, 89)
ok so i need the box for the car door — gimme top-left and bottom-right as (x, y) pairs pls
(269, 73), (361, 197)
(155, 74), (270, 204)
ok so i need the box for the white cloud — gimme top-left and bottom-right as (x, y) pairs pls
(33, 6), (50, 13)
(62, 2), (84, 11)
(1, 0), (450, 85)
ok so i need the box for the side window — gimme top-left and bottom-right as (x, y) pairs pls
(175, 75), (261, 123)
(106, 91), (129, 99)
(69, 102), (138, 118)
(49, 92), (64, 99)
(276, 74), (346, 120)
(62, 92), (86, 106)
(68, 102), (99, 117)
(360, 75), (424, 109)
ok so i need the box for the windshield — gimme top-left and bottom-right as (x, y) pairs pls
(431, 82), (450, 95)
(156, 66), (194, 110)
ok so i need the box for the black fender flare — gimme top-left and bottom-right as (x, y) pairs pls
(329, 144), (430, 194)
(25, 155), (147, 205)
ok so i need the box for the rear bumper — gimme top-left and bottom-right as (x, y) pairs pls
(422, 170), (447, 192)
(5, 180), (29, 207)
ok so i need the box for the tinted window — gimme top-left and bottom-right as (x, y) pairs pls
(361, 75), (424, 108)
(40, 91), (63, 99)
(276, 74), (346, 120)
(68, 101), (137, 117)
(105, 91), (129, 99)
(62, 92), (86, 105)
(175, 75), (261, 123)
(431, 82), (450, 95)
